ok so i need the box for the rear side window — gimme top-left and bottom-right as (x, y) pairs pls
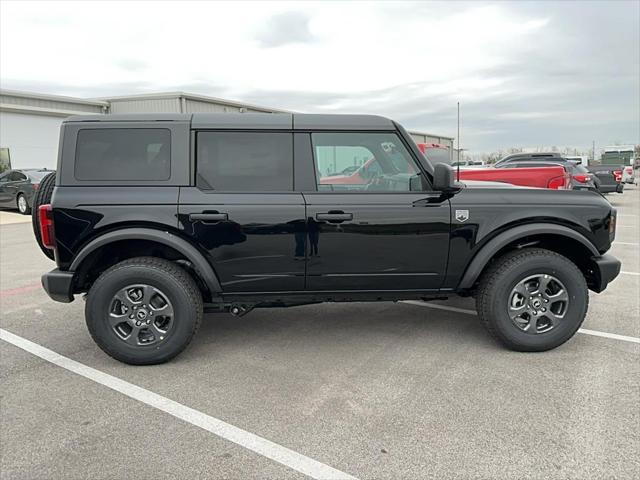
(75, 129), (171, 181)
(196, 132), (293, 191)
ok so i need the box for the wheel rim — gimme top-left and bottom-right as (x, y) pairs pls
(108, 284), (174, 346)
(508, 274), (569, 334)
(17, 196), (27, 213)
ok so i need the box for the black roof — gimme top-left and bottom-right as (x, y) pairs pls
(64, 113), (396, 131)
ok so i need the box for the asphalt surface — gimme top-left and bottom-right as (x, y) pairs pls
(1, 186), (639, 479)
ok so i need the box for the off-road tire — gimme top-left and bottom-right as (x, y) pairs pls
(31, 172), (56, 259)
(85, 257), (203, 365)
(476, 248), (588, 352)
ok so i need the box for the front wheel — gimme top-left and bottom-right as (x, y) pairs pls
(476, 248), (588, 352)
(86, 257), (203, 365)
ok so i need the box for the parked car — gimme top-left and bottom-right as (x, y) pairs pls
(622, 166), (636, 184)
(587, 165), (624, 194)
(495, 152), (563, 167)
(34, 113), (620, 365)
(0, 168), (54, 214)
(457, 164), (571, 190)
(495, 161), (598, 191)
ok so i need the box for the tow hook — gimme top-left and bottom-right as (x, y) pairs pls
(229, 304), (253, 317)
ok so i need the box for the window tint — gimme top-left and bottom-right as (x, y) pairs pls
(196, 132), (293, 191)
(312, 132), (423, 192)
(75, 129), (170, 181)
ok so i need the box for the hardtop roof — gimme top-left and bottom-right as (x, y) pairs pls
(64, 113), (397, 130)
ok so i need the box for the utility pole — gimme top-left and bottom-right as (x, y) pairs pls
(592, 140), (596, 165)
(457, 102), (460, 180)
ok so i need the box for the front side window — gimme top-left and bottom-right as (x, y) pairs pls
(196, 132), (293, 191)
(75, 128), (171, 181)
(312, 132), (423, 192)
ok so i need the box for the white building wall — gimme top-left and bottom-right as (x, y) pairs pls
(0, 111), (62, 169)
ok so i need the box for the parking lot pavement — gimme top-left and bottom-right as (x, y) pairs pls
(1, 188), (639, 479)
(0, 210), (31, 226)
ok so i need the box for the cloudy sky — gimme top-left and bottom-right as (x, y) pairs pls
(1, 0), (638, 153)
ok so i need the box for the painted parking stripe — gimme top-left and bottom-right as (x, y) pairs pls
(0, 282), (41, 297)
(0, 328), (357, 480)
(401, 301), (640, 344)
(614, 242), (639, 246)
(621, 271), (640, 276)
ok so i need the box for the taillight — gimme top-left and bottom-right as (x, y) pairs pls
(613, 170), (622, 182)
(33, 183), (40, 191)
(547, 176), (566, 189)
(573, 174), (590, 183)
(38, 204), (55, 249)
(609, 212), (616, 241)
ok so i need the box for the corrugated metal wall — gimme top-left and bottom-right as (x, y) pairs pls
(108, 97), (181, 113)
(0, 93), (104, 114)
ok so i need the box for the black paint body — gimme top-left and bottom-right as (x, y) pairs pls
(44, 114), (620, 306)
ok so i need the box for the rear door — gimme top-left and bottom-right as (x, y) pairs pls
(303, 131), (451, 291)
(178, 130), (306, 293)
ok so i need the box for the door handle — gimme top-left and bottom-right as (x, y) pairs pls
(316, 212), (353, 223)
(189, 212), (228, 223)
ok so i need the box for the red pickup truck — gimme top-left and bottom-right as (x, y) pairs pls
(415, 143), (571, 190)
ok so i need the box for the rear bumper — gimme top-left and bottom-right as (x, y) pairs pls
(41, 269), (75, 303)
(616, 183), (624, 193)
(590, 254), (621, 293)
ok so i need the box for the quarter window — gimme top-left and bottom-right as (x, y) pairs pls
(75, 128), (171, 181)
(196, 132), (293, 191)
(312, 132), (423, 192)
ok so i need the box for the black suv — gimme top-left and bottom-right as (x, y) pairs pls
(34, 113), (621, 364)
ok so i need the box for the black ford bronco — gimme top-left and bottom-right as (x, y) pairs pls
(34, 113), (621, 365)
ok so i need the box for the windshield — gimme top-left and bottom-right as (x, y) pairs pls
(424, 147), (451, 165)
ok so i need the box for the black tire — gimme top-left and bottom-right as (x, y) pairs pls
(31, 172), (56, 260)
(85, 257), (203, 365)
(17, 193), (31, 215)
(476, 248), (588, 352)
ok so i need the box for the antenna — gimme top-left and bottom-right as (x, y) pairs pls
(457, 102), (460, 181)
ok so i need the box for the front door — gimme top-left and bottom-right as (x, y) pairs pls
(305, 131), (451, 291)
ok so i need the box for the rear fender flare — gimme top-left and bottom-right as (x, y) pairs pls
(458, 223), (598, 290)
(69, 228), (222, 293)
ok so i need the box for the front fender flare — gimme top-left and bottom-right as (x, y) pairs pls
(457, 223), (599, 290)
(69, 228), (222, 293)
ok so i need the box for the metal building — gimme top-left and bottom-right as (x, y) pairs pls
(0, 89), (454, 170)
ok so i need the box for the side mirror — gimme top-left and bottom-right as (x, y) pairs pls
(433, 163), (461, 191)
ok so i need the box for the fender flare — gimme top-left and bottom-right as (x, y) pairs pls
(69, 227), (222, 293)
(457, 223), (599, 290)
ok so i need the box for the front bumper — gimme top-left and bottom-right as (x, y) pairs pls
(590, 254), (621, 293)
(41, 269), (75, 303)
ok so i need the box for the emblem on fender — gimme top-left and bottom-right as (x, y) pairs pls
(455, 210), (469, 222)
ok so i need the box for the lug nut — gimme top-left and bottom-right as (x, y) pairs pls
(542, 308), (547, 312)
(135, 321), (141, 326)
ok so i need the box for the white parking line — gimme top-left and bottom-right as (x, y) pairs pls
(0, 328), (357, 480)
(622, 271), (640, 276)
(402, 301), (640, 344)
(614, 242), (639, 246)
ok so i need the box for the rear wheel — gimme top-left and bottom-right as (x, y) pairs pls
(31, 172), (56, 259)
(85, 257), (203, 365)
(17, 194), (30, 215)
(476, 248), (588, 351)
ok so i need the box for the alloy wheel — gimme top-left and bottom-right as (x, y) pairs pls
(109, 284), (174, 346)
(508, 274), (569, 334)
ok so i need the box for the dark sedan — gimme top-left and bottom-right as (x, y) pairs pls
(0, 169), (54, 215)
